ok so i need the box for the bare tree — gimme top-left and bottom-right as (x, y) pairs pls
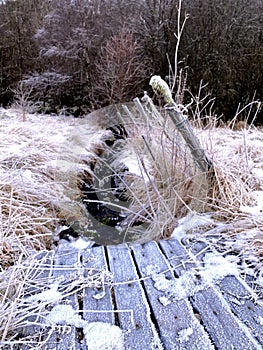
(34, 0), (117, 110)
(11, 81), (42, 121)
(0, 0), (261, 120)
(94, 29), (150, 105)
(132, 0), (179, 77)
(0, 0), (49, 105)
(21, 73), (70, 112)
(180, 0), (263, 120)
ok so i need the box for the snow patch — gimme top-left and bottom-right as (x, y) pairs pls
(258, 316), (263, 326)
(202, 253), (239, 282)
(255, 273), (263, 287)
(70, 237), (95, 250)
(178, 327), (193, 343)
(153, 270), (199, 301)
(93, 290), (106, 300)
(27, 283), (62, 303)
(84, 322), (124, 350)
(252, 167), (263, 181)
(171, 212), (214, 240)
(5, 142), (28, 155)
(46, 305), (124, 349)
(231, 229), (260, 252)
(152, 252), (239, 301)
(158, 295), (171, 306)
(240, 190), (263, 215)
(121, 155), (154, 182)
(47, 304), (85, 328)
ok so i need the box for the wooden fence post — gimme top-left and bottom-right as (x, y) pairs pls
(150, 75), (214, 176)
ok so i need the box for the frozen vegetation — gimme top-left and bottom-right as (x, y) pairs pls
(0, 104), (263, 347)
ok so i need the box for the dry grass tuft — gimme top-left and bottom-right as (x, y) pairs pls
(0, 112), (70, 271)
(114, 107), (196, 241)
(0, 110), (117, 271)
(201, 127), (263, 211)
(113, 101), (263, 251)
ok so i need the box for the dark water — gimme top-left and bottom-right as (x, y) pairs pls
(62, 102), (151, 245)
(85, 224), (139, 246)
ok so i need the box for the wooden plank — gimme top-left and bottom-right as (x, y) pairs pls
(107, 244), (163, 349)
(20, 244), (81, 350)
(19, 238), (263, 350)
(219, 275), (263, 346)
(20, 251), (55, 339)
(181, 236), (263, 344)
(181, 237), (263, 348)
(82, 245), (115, 324)
(159, 238), (207, 275)
(132, 241), (214, 350)
(41, 325), (79, 350)
(162, 239), (262, 350)
(191, 287), (262, 350)
(53, 241), (81, 276)
(42, 243), (80, 350)
(25, 251), (55, 293)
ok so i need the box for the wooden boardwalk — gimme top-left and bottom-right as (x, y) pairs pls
(20, 238), (263, 350)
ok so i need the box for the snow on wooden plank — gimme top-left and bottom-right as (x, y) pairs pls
(158, 238), (199, 275)
(219, 275), (263, 346)
(20, 251), (55, 333)
(26, 251), (55, 292)
(107, 244), (162, 349)
(191, 287), (262, 350)
(40, 325), (79, 350)
(132, 241), (214, 350)
(162, 239), (262, 349)
(82, 245), (115, 324)
(53, 242), (81, 276)
(19, 238), (263, 350)
(42, 243), (80, 350)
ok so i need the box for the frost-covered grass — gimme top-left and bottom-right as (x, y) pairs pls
(0, 108), (115, 268)
(113, 99), (263, 248)
(0, 109), (74, 269)
(0, 105), (263, 345)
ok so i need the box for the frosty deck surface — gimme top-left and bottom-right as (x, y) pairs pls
(21, 238), (263, 350)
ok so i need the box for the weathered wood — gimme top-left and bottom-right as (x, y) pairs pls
(42, 244), (80, 350)
(184, 237), (263, 346)
(149, 76), (213, 174)
(82, 245), (114, 324)
(25, 251), (55, 293)
(191, 287), (262, 350)
(107, 244), (162, 349)
(20, 251), (55, 346)
(219, 275), (263, 346)
(43, 326), (79, 350)
(19, 238), (263, 350)
(158, 239), (198, 274)
(163, 239), (262, 350)
(132, 241), (214, 350)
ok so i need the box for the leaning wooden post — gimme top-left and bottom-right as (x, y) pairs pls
(150, 75), (214, 177)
